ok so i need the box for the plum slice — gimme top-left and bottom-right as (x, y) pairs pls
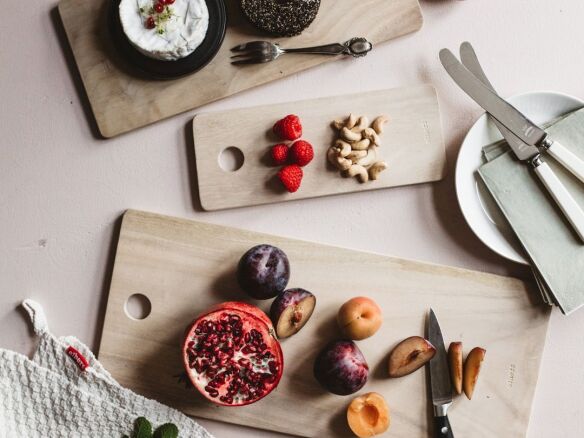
(387, 336), (436, 378)
(270, 288), (316, 338)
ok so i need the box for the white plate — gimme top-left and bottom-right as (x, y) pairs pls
(455, 91), (584, 265)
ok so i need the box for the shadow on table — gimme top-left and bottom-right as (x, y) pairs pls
(50, 7), (103, 139)
(91, 214), (124, 354)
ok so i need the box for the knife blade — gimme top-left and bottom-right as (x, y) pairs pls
(458, 43), (540, 161)
(428, 309), (454, 437)
(439, 48), (547, 148)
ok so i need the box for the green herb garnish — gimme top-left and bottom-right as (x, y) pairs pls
(124, 417), (179, 438)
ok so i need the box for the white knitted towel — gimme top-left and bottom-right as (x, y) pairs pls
(0, 299), (214, 438)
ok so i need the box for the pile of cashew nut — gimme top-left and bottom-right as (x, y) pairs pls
(328, 114), (389, 183)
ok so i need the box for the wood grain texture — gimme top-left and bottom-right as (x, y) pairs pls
(57, 0), (423, 138)
(193, 84), (446, 210)
(99, 210), (550, 438)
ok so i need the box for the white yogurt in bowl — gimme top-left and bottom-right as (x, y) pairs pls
(119, 0), (209, 61)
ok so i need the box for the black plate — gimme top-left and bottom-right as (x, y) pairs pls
(109, 0), (226, 79)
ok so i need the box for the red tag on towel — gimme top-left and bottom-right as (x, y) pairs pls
(66, 346), (89, 371)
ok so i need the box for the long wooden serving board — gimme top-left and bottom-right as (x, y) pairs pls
(57, 0), (423, 138)
(194, 84), (446, 210)
(99, 210), (550, 437)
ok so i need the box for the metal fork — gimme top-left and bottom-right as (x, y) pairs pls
(230, 37), (372, 65)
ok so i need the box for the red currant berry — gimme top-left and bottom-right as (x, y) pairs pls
(154, 3), (165, 13)
(165, 0), (175, 4)
(145, 16), (156, 29)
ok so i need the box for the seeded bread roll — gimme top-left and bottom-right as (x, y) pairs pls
(240, 0), (321, 37)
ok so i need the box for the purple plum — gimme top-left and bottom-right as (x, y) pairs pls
(313, 340), (369, 395)
(237, 244), (290, 299)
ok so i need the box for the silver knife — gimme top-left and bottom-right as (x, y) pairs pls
(459, 41), (558, 305)
(428, 309), (454, 438)
(440, 46), (584, 242)
(441, 46), (584, 183)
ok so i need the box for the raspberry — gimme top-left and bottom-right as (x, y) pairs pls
(278, 165), (303, 193)
(271, 144), (289, 165)
(273, 115), (302, 141)
(289, 140), (314, 167)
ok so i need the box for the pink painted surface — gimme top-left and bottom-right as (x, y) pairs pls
(0, 0), (582, 436)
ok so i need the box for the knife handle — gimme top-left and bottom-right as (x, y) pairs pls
(433, 415), (454, 438)
(545, 140), (584, 184)
(533, 158), (584, 242)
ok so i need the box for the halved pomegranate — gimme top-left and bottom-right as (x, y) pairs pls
(182, 301), (284, 406)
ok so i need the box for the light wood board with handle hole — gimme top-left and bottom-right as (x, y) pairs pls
(99, 210), (550, 438)
(57, 0), (423, 138)
(193, 84), (446, 210)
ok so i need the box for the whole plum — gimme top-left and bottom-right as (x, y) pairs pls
(237, 244), (290, 299)
(313, 340), (369, 395)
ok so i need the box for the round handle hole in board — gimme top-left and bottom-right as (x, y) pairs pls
(124, 293), (152, 320)
(218, 146), (245, 172)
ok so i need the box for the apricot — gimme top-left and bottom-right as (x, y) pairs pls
(347, 392), (390, 438)
(337, 297), (382, 340)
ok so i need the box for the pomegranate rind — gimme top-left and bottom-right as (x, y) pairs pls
(182, 301), (284, 407)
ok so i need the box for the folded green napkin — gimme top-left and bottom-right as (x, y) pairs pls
(478, 108), (584, 314)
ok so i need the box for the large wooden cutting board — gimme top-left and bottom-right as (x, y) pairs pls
(57, 0), (423, 138)
(99, 210), (550, 437)
(193, 84), (445, 210)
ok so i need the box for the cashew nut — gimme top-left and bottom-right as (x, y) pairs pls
(351, 138), (371, 151)
(331, 119), (345, 130)
(346, 150), (367, 163)
(372, 115), (389, 135)
(344, 164), (369, 183)
(336, 156), (353, 171)
(362, 127), (381, 146)
(368, 161), (388, 180)
(356, 146), (378, 167)
(345, 113), (357, 129)
(341, 126), (362, 142)
(333, 139), (352, 157)
(327, 146), (339, 166)
(355, 116), (369, 131)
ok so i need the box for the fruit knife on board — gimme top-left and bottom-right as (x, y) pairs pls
(427, 309), (454, 438)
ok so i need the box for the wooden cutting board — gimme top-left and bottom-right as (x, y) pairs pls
(194, 84), (445, 210)
(57, 0), (423, 138)
(99, 210), (550, 437)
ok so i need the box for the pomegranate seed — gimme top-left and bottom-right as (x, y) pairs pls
(165, 0), (175, 4)
(244, 333), (251, 344)
(259, 343), (267, 351)
(145, 16), (156, 29)
(241, 346), (252, 355)
(268, 361), (278, 374)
